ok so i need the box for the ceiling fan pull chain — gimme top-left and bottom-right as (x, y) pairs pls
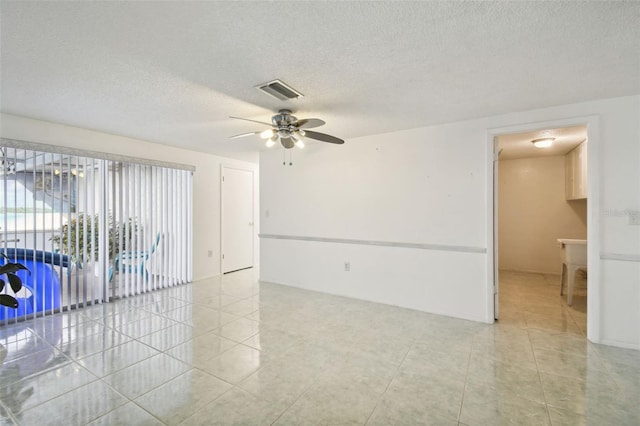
(289, 149), (293, 166)
(282, 148), (286, 166)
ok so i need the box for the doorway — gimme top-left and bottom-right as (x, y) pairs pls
(488, 117), (600, 342)
(221, 166), (254, 274)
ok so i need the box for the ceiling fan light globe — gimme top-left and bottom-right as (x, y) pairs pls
(295, 140), (305, 149)
(265, 139), (276, 148)
(260, 129), (275, 139)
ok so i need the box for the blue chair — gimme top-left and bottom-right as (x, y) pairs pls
(111, 233), (161, 282)
(0, 258), (62, 320)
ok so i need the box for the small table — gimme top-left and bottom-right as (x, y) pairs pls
(557, 239), (587, 306)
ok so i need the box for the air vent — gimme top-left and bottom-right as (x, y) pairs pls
(256, 79), (304, 101)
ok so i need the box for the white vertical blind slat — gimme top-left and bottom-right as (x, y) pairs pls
(117, 162), (123, 299)
(135, 163), (141, 295)
(124, 163), (130, 298)
(64, 156), (71, 311)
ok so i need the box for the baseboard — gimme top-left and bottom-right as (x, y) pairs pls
(192, 273), (222, 282)
(499, 268), (560, 275)
(258, 277), (491, 325)
(598, 339), (640, 351)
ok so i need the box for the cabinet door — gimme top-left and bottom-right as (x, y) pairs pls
(574, 144), (584, 198)
(565, 149), (575, 199)
(580, 142), (588, 198)
(566, 142), (587, 200)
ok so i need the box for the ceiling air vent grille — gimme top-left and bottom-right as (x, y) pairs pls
(256, 79), (304, 101)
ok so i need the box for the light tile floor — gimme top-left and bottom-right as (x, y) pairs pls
(0, 268), (638, 425)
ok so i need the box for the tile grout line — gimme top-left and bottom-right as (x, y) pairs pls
(456, 333), (476, 423)
(130, 366), (237, 426)
(362, 339), (416, 425)
(90, 376), (146, 425)
(266, 362), (330, 426)
(17, 374), (129, 426)
(1, 328), (81, 418)
(527, 328), (553, 426)
(0, 395), (21, 425)
(90, 399), (169, 426)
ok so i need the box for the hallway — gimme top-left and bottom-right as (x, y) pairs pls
(498, 270), (587, 335)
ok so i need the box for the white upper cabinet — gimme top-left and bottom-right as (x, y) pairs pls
(565, 140), (588, 200)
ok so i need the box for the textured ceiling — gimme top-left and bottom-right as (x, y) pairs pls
(1, 1), (638, 161)
(498, 125), (587, 160)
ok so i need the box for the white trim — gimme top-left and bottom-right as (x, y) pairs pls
(486, 134), (497, 323)
(585, 116), (601, 344)
(486, 115), (601, 342)
(599, 339), (640, 351)
(600, 253), (640, 262)
(220, 164), (224, 275)
(259, 234), (487, 253)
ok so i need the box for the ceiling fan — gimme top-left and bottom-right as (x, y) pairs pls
(229, 109), (345, 149)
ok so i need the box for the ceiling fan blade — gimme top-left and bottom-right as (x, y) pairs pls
(280, 137), (295, 149)
(229, 131), (261, 139)
(229, 116), (273, 126)
(302, 130), (345, 144)
(296, 118), (326, 129)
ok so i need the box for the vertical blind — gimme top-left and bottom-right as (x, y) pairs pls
(0, 141), (193, 324)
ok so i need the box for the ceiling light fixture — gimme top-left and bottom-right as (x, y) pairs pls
(292, 135), (305, 149)
(265, 138), (276, 148)
(532, 138), (555, 148)
(260, 129), (275, 139)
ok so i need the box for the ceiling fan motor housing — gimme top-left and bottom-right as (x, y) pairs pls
(273, 110), (299, 141)
(272, 109), (296, 127)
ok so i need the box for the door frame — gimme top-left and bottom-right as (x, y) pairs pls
(486, 115), (601, 343)
(220, 164), (255, 274)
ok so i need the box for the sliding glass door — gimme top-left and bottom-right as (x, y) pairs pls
(0, 141), (193, 324)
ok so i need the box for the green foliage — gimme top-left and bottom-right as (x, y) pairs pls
(0, 256), (29, 309)
(50, 213), (139, 263)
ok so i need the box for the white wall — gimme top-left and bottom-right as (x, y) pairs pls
(498, 156), (587, 274)
(0, 113), (259, 281)
(260, 95), (640, 349)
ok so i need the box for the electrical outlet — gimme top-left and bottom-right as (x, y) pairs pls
(630, 210), (640, 226)
(344, 262), (350, 272)
(207, 250), (213, 257)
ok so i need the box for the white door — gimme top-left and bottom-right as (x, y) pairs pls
(222, 167), (254, 273)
